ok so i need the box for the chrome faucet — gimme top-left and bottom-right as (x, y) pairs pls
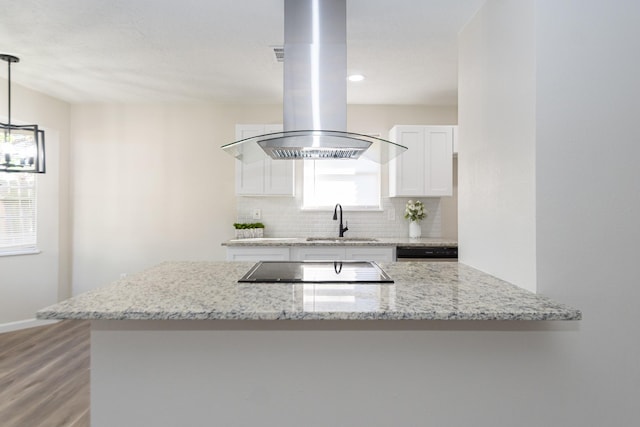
(333, 203), (348, 237)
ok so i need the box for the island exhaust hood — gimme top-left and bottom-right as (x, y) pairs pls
(221, 0), (407, 163)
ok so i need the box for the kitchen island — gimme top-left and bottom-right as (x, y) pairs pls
(37, 261), (580, 427)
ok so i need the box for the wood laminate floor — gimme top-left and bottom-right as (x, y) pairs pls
(0, 320), (90, 427)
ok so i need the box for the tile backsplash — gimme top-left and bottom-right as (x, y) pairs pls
(236, 196), (442, 238)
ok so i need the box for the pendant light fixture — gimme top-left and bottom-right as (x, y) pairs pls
(0, 54), (46, 174)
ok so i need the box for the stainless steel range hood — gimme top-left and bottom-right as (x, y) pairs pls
(221, 0), (407, 163)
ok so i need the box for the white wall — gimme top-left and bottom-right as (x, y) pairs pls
(458, 0), (537, 291)
(440, 156), (458, 239)
(458, 0), (640, 425)
(535, 0), (640, 421)
(70, 104), (282, 294)
(0, 80), (71, 325)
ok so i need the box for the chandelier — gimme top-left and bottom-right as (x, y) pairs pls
(1, 54), (46, 173)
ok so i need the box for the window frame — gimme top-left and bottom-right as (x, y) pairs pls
(302, 158), (382, 211)
(0, 172), (40, 256)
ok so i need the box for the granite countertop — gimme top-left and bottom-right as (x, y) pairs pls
(37, 261), (580, 321)
(222, 237), (458, 247)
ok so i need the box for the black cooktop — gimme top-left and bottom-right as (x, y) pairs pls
(238, 261), (393, 283)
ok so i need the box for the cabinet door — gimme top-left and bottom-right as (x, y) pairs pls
(389, 126), (425, 197)
(345, 247), (395, 262)
(235, 124), (294, 196)
(389, 125), (453, 197)
(235, 125), (267, 195)
(291, 247), (346, 261)
(263, 125), (295, 195)
(424, 127), (453, 196)
(226, 247), (290, 261)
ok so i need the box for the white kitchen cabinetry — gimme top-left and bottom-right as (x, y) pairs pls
(226, 246), (395, 262)
(290, 246), (394, 262)
(389, 125), (453, 197)
(226, 247), (290, 261)
(235, 124), (294, 196)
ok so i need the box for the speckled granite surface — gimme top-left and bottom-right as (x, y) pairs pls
(222, 237), (458, 247)
(37, 261), (580, 321)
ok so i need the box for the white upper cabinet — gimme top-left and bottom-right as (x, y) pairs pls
(235, 124), (295, 196)
(389, 125), (454, 197)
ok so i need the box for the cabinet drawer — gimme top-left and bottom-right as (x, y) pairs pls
(291, 246), (394, 262)
(226, 247), (290, 261)
(291, 247), (346, 261)
(345, 247), (395, 262)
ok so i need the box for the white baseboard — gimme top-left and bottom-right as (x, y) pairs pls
(0, 318), (60, 334)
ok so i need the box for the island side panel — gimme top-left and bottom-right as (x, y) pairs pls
(91, 320), (579, 427)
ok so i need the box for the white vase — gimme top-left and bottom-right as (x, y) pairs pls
(409, 221), (421, 239)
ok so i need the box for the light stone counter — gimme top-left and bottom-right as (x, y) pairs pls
(221, 236), (458, 247)
(37, 261), (580, 321)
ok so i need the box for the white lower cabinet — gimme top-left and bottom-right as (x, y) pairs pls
(226, 246), (395, 262)
(290, 246), (394, 262)
(226, 247), (290, 261)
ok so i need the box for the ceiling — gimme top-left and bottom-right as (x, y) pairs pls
(0, 0), (484, 105)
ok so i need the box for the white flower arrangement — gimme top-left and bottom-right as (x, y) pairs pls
(404, 200), (427, 222)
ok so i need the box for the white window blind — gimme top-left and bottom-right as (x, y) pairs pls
(303, 159), (381, 209)
(0, 173), (38, 253)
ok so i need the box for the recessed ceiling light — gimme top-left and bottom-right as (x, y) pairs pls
(348, 74), (365, 82)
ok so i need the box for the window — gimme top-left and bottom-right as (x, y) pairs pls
(303, 159), (381, 209)
(0, 173), (38, 254)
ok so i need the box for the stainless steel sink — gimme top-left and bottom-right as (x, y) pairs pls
(306, 237), (378, 242)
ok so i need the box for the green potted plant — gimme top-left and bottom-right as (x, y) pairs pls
(404, 200), (427, 239)
(233, 222), (265, 239)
